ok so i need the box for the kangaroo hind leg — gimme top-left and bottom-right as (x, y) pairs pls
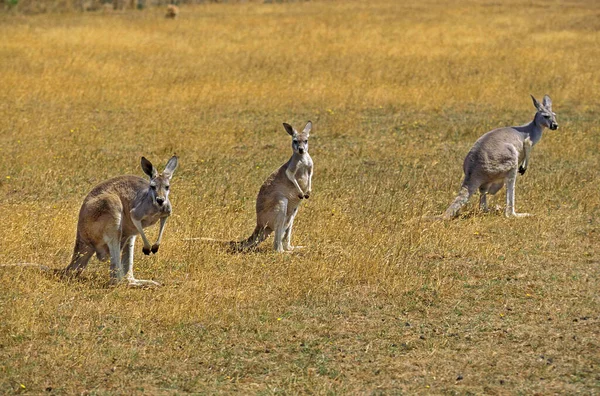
(479, 183), (490, 213)
(106, 234), (124, 286)
(273, 200), (288, 253)
(283, 207), (303, 251)
(122, 235), (160, 287)
(505, 168), (530, 218)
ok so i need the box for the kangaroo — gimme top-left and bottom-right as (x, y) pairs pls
(165, 4), (179, 18)
(63, 156), (178, 286)
(233, 121), (313, 253)
(443, 94), (558, 219)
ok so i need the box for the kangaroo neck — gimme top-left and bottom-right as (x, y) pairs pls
(138, 186), (154, 208)
(516, 120), (543, 146)
(289, 151), (307, 165)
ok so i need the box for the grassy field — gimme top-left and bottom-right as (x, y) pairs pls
(1, 0), (599, 393)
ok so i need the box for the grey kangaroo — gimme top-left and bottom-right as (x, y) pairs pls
(234, 121), (313, 252)
(64, 156), (178, 286)
(443, 95), (558, 219)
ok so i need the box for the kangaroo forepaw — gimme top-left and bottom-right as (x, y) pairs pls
(142, 246), (151, 255)
(151, 244), (159, 254)
(518, 166), (526, 175)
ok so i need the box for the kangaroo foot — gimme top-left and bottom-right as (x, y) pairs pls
(505, 211), (532, 218)
(284, 245), (305, 252)
(127, 278), (161, 288)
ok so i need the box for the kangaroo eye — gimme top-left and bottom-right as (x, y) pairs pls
(150, 185), (156, 190)
(165, 185), (170, 191)
(543, 115), (550, 119)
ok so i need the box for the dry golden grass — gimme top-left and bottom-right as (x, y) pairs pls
(1, 0), (599, 393)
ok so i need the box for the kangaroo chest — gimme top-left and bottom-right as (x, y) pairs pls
(129, 203), (170, 231)
(291, 156), (312, 190)
(140, 213), (162, 228)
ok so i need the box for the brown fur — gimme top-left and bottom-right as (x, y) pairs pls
(166, 4), (179, 19)
(64, 156), (178, 286)
(234, 122), (313, 252)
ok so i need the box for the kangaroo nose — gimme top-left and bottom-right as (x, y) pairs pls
(156, 197), (164, 206)
(299, 148), (305, 154)
(552, 123), (559, 130)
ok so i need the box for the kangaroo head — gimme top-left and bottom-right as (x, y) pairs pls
(283, 121), (312, 155)
(141, 156), (178, 208)
(531, 94), (558, 130)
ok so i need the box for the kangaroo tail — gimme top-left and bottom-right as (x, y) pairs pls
(230, 226), (264, 252)
(184, 237), (230, 243)
(183, 237), (231, 247)
(442, 184), (474, 220)
(421, 214), (444, 222)
(0, 263), (51, 272)
(184, 226), (266, 252)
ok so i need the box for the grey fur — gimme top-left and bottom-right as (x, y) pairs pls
(63, 156), (178, 286)
(443, 95), (558, 219)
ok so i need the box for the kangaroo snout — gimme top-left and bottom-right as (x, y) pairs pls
(156, 197), (165, 206)
(298, 148), (305, 154)
(550, 123), (558, 130)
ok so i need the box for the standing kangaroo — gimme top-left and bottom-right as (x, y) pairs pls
(234, 121), (313, 253)
(64, 156), (178, 286)
(443, 95), (558, 219)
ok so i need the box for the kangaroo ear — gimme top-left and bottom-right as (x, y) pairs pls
(531, 94), (542, 111)
(542, 94), (552, 109)
(163, 155), (178, 179)
(283, 123), (297, 137)
(141, 157), (158, 179)
(302, 121), (312, 136)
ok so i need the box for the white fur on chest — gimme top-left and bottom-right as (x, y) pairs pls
(292, 155), (312, 190)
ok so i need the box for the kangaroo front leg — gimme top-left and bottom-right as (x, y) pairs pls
(505, 169), (530, 218)
(519, 137), (533, 175)
(304, 168), (313, 199)
(130, 213), (153, 255)
(151, 217), (168, 254)
(285, 168), (305, 199)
